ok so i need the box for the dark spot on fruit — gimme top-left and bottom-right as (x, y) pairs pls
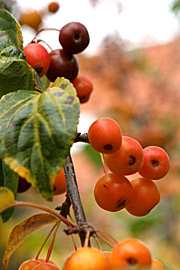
(103, 184), (107, 188)
(116, 199), (126, 209)
(35, 66), (43, 74)
(103, 144), (113, 151)
(74, 33), (81, 42)
(129, 155), (136, 166)
(64, 96), (74, 104)
(126, 257), (138, 266)
(151, 159), (159, 168)
(60, 83), (68, 90)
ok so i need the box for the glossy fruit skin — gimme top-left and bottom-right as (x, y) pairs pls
(59, 22), (90, 54)
(23, 43), (50, 78)
(48, 2), (60, 13)
(88, 118), (122, 154)
(33, 262), (60, 270)
(46, 49), (79, 82)
(53, 168), (66, 195)
(18, 259), (41, 270)
(17, 177), (31, 193)
(94, 173), (133, 212)
(109, 238), (152, 269)
(125, 177), (160, 217)
(62, 247), (109, 270)
(104, 136), (144, 175)
(138, 146), (170, 180)
(72, 75), (93, 103)
(151, 259), (164, 269)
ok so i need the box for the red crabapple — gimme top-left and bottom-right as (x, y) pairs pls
(104, 136), (144, 175)
(72, 75), (93, 103)
(138, 146), (170, 180)
(23, 43), (50, 77)
(88, 117), (122, 154)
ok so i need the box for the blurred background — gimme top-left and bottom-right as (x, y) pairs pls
(0, 0), (180, 269)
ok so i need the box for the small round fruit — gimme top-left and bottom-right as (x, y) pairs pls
(109, 238), (152, 269)
(138, 146), (170, 180)
(18, 258), (41, 270)
(53, 168), (66, 195)
(94, 173), (133, 212)
(104, 136), (144, 175)
(62, 247), (109, 270)
(72, 75), (93, 103)
(17, 177), (31, 193)
(33, 262), (60, 270)
(59, 22), (90, 54)
(88, 117), (122, 154)
(125, 177), (160, 217)
(48, 2), (60, 13)
(151, 259), (164, 269)
(46, 49), (79, 82)
(23, 43), (50, 77)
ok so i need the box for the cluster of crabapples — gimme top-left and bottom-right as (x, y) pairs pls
(23, 21), (93, 103)
(88, 117), (170, 216)
(18, 238), (165, 270)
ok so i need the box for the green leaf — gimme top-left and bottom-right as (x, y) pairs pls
(0, 162), (18, 222)
(3, 213), (58, 270)
(0, 186), (15, 213)
(0, 159), (3, 186)
(0, 79), (80, 200)
(0, 59), (44, 97)
(0, 9), (23, 49)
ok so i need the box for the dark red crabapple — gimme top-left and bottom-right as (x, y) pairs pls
(88, 117), (122, 154)
(104, 136), (144, 175)
(46, 49), (79, 82)
(59, 22), (90, 54)
(23, 43), (50, 77)
(17, 177), (31, 193)
(138, 145), (170, 180)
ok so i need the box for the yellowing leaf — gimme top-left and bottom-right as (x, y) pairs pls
(0, 187), (15, 212)
(3, 213), (58, 269)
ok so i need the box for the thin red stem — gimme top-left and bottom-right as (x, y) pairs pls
(46, 221), (60, 262)
(32, 27), (60, 42)
(96, 229), (118, 245)
(100, 153), (107, 174)
(35, 222), (58, 260)
(36, 39), (53, 51)
(1, 201), (74, 227)
(97, 234), (115, 249)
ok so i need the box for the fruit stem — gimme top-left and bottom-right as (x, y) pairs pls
(35, 222), (58, 260)
(46, 221), (60, 262)
(97, 234), (115, 248)
(100, 153), (108, 174)
(96, 229), (118, 245)
(32, 27), (60, 42)
(36, 39), (53, 51)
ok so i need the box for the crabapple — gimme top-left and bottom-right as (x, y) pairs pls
(94, 173), (133, 212)
(59, 22), (90, 54)
(53, 168), (66, 195)
(104, 136), (144, 175)
(151, 258), (164, 269)
(46, 49), (79, 82)
(72, 75), (93, 103)
(48, 2), (60, 13)
(138, 146), (170, 180)
(17, 177), (31, 193)
(62, 247), (109, 270)
(33, 262), (60, 270)
(23, 43), (50, 78)
(125, 177), (160, 217)
(18, 258), (41, 270)
(109, 238), (152, 269)
(88, 117), (122, 154)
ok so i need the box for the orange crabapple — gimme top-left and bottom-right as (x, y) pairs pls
(53, 168), (66, 195)
(18, 258), (41, 270)
(33, 262), (60, 270)
(62, 247), (109, 270)
(151, 258), (164, 270)
(138, 145), (170, 180)
(94, 173), (133, 212)
(104, 135), (144, 176)
(109, 238), (152, 269)
(88, 117), (122, 154)
(72, 75), (93, 103)
(125, 177), (160, 217)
